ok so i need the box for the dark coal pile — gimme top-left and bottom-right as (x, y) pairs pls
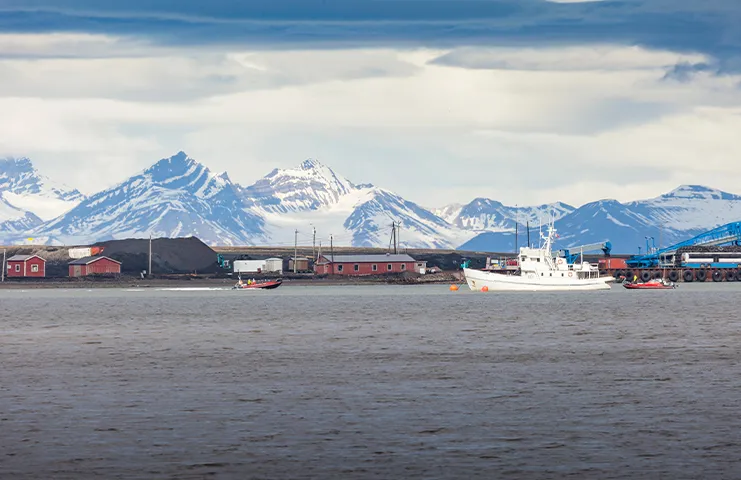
(94, 237), (220, 275)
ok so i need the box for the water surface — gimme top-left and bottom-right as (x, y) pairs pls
(1, 284), (740, 479)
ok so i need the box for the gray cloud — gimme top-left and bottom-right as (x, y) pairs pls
(0, 0), (738, 72)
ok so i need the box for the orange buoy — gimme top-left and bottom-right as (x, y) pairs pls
(481, 286), (489, 292)
(449, 284), (459, 291)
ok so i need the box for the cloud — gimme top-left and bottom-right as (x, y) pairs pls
(0, 2), (740, 209)
(662, 61), (714, 82)
(0, 35), (421, 101)
(0, 0), (740, 73)
(429, 45), (708, 72)
(1, 35), (740, 208)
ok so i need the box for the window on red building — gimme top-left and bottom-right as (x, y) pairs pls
(15, 264), (20, 272)
(337, 265), (344, 272)
(31, 264), (39, 272)
(387, 264), (392, 271)
(372, 264), (377, 271)
(353, 264), (359, 271)
(401, 264), (406, 270)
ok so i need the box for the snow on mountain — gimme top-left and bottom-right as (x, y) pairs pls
(0, 195), (43, 236)
(439, 198), (575, 232)
(343, 188), (469, 248)
(433, 203), (464, 224)
(240, 158), (356, 213)
(243, 159), (471, 249)
(33, 152), (267, 246)
(459, 185), (741, 253)
(0, 157), (85, 221)
(625, 185), (741, 231)
(4, 152), (741, 253)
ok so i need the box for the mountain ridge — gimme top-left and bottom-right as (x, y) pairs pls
(1, 153), (740, 253)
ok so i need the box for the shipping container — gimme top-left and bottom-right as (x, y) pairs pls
(264, 258), (283, 273)
(68, 247), (92, 259)
(68, 246), (103, 259)
(598, 258), (628, 269)
(233, 260), (266, 273)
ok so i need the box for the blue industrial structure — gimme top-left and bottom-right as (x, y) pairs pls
(556, 242), (612, 265)
(626, 221), (741, 268)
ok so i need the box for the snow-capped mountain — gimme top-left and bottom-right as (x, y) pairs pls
(459, 185), (741, 253)
(0, 157), (85, 221)
(2, 151), (741, 253)
(0, 196), (43, 236)
(343, 188), (466, 248)
(30, 152), (267, 246)
(242, 159), (469, 249)
(436, 198), (574, 232)
(240, 158), (356, 213)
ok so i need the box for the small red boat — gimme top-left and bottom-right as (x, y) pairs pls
(623, 279), (676, 290)
(232, 279), (283, 290)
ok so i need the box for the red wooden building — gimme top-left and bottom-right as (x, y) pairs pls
(314, 254), (420, 276)
(68, 256), (122, 277)
(6, 254), (46, 278)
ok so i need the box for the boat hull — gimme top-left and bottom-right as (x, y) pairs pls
(233, 279), (283, 290)
(463, 268), (613, 292)
(623, 283), (675, 290)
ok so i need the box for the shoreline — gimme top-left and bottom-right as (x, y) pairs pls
(0, 273), (464, 290)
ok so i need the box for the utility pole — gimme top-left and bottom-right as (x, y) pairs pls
(397, 222), (401, 253)
(148, 234), (152, 278)
(294, 229), (298, 273)
(312, 225), (316, 261)
(330, 234), (334, 274)
(1, 248), (5, 282)
(390, 222), (397, 254)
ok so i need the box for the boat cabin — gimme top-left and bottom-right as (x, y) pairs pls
(518, 245), (601, 280)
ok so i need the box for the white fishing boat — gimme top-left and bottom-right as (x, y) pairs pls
(463, 223), (614, 292)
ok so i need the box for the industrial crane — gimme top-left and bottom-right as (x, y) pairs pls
(556, 241), (612, 264)
(626, 221), (741, 268)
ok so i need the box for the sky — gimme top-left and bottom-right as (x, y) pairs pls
(0, 0), (740, 208)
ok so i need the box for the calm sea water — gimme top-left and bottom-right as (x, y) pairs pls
(1, 284), (740, 479)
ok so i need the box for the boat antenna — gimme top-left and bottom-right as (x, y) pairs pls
(526, 220), (530, 248)
(515, 204), (518, 255)
(539, 215), (543, 247)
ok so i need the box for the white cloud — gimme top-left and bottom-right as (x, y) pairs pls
(0, 33), (740, 208)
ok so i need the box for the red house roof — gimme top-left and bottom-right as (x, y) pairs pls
(7, 254), (46, 263)
(68, 255), (122, 266)
(317, 254), (416, 263)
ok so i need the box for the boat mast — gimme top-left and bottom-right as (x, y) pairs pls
(515, 203), (518, 255)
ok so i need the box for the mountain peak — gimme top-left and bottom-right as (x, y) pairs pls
(145, 152), (205, 184)
(0, 156), (34, 172)
(661, 184), (738, 201)
(300, 158), (322, 170)
(0, 156), (85, 221)
(242, 158), (356, 213)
